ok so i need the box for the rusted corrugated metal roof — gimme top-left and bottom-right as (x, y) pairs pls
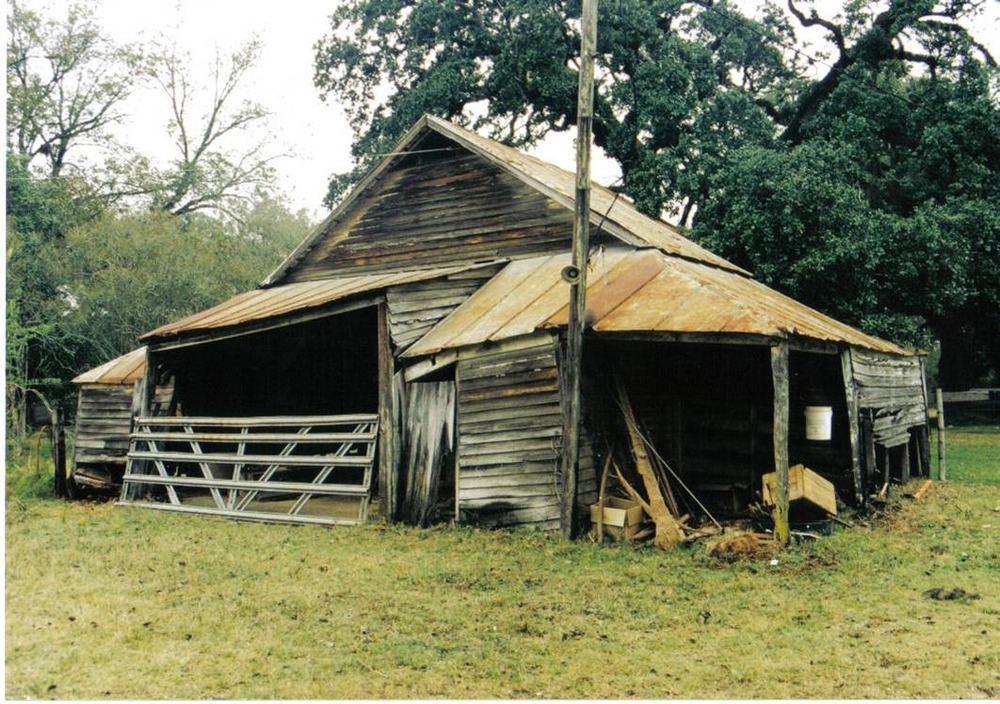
(73, 347), (147, 385)
(404, 246), (907, 358)
(141, 267), (471, 343)
(264, 114), (744, 286)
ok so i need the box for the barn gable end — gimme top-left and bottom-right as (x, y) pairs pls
(282, 144), (579, 281)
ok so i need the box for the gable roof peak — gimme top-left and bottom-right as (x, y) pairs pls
(263, 114), (744, 286)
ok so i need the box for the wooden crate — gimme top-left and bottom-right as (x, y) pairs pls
(589, 497), (645, 540)
(761, 464), (837, 517)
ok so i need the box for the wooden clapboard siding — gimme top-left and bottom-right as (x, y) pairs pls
(456, 335), (565, 528)
(73, 384), (134, 468)
(72, 380), (174, 488)
(851, 350), (926, 447)
(73, 384), (132, 472)
(386, 266), (500, 352)
(284, 150), (578, 281)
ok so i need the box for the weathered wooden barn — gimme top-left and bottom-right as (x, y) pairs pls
(117, 115), (930, 532)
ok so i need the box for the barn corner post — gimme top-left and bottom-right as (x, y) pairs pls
(560, 0), (598, 540)
(770, 341), (791, 546)
(935, 388), (946, 481)
(840, 347), (865, 505)
(377, 300), (400, 522)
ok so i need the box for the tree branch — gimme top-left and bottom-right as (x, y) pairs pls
(787, 0), (845, 53)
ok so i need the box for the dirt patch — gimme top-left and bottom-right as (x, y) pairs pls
(706, 532), (777, 563)
(922, 587), (981, 602)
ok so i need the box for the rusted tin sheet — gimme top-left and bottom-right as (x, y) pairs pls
(72, 346), (147, 385)
(141, 267), (470, 343)
(404, 246), (908, 358)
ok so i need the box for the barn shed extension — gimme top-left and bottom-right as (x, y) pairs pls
(114, 114), (930, 534)
(71, 347), (152, 491)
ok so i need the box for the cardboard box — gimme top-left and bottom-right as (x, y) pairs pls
(590, 497), (645, 540)
(761, 464), (837, 517)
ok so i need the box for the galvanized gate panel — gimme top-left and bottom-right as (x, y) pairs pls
(120, 415), (378, 525)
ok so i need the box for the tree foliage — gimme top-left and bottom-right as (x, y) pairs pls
(696, 36), (1000, 387)
(315, 0), (797, 216)
(51, 207), (307, 369)
(316, 0), (999, 386)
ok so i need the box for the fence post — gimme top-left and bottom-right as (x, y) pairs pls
(51, 407), (68, 498)
(935, 388), (946, 481)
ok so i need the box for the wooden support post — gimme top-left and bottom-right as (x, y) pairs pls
(51, 407), (68, 498)
(840, 349), (864, 505)
(672, 396), (684, 477)
(377, 301), (399, 521)
(862, 410), (876, 493)
(935, 388), (946, 481)
(748, 403), (758, 494)
(124, 348), (158, 502)
(560, 0), (598, 540)
(911, 429), (923, 478)
(770, 342), (790, 546)
(918, 426), (931, 478)
(917, 356), (932, 478)
(900, 440), (911, 484)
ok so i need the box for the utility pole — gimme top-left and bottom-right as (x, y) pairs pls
(561, 0), (598, 539)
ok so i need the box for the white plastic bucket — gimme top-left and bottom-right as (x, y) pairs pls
(804, 405), (833, 441)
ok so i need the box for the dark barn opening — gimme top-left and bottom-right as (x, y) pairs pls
(120, 307), (383, 525)
(587, 340), (855, 518)
(159, 306), (379, 417)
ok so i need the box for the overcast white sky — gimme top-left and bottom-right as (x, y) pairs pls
(24, 0), (1000, 222)
(90, 0), (353, 221)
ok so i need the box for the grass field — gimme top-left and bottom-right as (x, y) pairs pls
(931, 425), (1000, 484)
(5, 427), (999, 699)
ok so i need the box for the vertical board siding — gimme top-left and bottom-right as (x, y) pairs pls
(851, 350), (927, 447)
(399, 380), (456, 525)
(284, 152), (575, 281)
(456, 335), (565, 529)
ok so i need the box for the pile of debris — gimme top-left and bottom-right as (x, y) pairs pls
(589, 377), (723, 549)
(589, 376), (841, 551)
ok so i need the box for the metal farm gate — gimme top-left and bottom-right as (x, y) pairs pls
(120, 414), (378, 525)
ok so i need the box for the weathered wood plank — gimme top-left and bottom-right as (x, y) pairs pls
(458, 392), (562, 415)
(460, 472), (558, 489)
(458, 425), (562, 446)
(459, 412), (564, 434)
(857, 386), (925, 408)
